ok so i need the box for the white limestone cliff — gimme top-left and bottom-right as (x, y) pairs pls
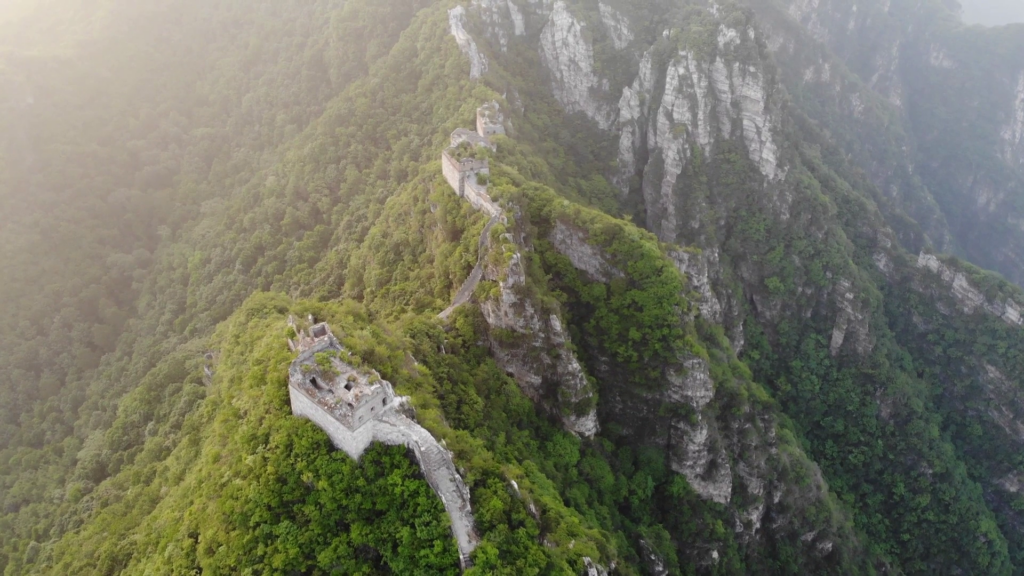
(670, 248), (724, 324)
(598, 3), (633, 50)
(830, 279), (874, 357)
(549, 221), (624, 283)
(540, 1), (616, 129)
(449, 6), (488, 79)
(471, 0), (526, 52)
(616, 22), (785, 235)
(480, 249), (600, 438)
(665, 356), (733, 504)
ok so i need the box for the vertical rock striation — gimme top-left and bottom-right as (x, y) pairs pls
(616, 19), (785, 245)
(598, 2), (633, 50)
(540, 1), (616, 129)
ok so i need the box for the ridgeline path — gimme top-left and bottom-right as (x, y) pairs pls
(439, 215), (500, 319)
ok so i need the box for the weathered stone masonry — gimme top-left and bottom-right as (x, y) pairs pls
(287, 319), (479, 569)
(440, 102), (504, 218)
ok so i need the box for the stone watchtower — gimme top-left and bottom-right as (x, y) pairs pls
(476, 101), (506, 138)
(287, 318), (480, 570)
(440, 102), (505, 218)
(288, 320), (394, 434)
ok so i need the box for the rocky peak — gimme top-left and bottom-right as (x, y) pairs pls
(616, 12), (785, 244)
(598, 2), (633, 50)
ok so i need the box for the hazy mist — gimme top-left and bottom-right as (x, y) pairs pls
(960, 0), (1024, 25)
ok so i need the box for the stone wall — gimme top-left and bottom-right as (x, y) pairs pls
(290, 384), (379, 459)
(463, 179), (501, 218)
(289, 383), (480, 569)
(351, 387), (390, 430)
(442, 150), (465, 196)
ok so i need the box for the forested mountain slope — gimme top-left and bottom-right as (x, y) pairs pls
(2, 0), (1024, 574)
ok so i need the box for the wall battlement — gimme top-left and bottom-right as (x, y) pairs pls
(287, 319), (479, 570)
(441, 102), (506, 219)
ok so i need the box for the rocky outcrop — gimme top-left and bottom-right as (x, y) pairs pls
(981, 364), (1024, 445)
(639, 539), (668, 576)
(449, 6), (488, 79)
(480, 248), (600, 437)
(471, 0), (526, 52)
(583, 557), (610, 576)
(664, 355), (733, 504)
(829, 279), (874, 357)
(540, 1), (616, 129)
(669, 248), (724, 324)
(916, 253), (1024, 327)
(549, 221), (624, 283)
(598, 3), (633, 50)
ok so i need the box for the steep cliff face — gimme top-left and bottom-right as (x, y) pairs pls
(616, 21), (786, 245)
(442, 1), (1024, 571)
(449, 5), (488, 79)
(539, 1), (617, 129)
(915, 252), (1024, 326)
(478, 228), (600, 438)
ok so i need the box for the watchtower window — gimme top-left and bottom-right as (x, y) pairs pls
(382, 397), (387, 407)
(309, 376), (321, 390)
(344, 382), (353, 392)
(347, 403), (354, 410)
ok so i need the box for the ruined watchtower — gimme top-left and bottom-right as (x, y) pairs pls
(287, 318), (480, 570)
(476, 101), (506, 138)
(441, 102), (505, 218)
(288, 321), (393, 433)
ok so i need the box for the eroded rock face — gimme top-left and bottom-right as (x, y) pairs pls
(582, 557), (610, 576)
(669, 248), (724, 324)
(471, 0), (527, 52)
(449, 6), (488, 79)
(540, 1), (616, 129)
(829, 279), (874, 357)
(664, 356), (733, 504)
(639, 539), (669, 576)
(616, 19), (786, 244)
(981, 364), (1024, 444)
(598, 2), (633, 50)
(480, 249), (600, 438)
(916, 252), (1024, 327)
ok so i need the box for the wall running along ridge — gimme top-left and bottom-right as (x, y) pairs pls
(288, 331), (479, 569)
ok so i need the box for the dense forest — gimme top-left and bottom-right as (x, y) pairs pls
(2, 0), (1024, 574)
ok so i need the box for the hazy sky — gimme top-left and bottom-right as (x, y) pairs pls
(960, 0), (1024, 26)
